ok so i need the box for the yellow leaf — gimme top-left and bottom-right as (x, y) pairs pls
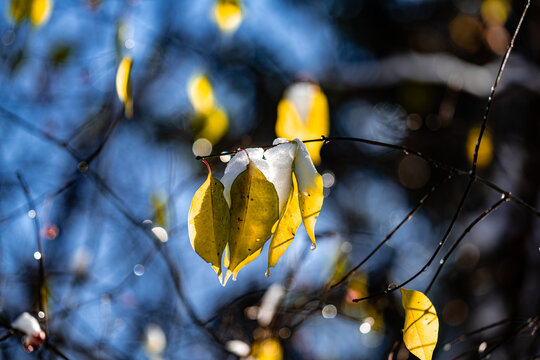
(275, 83), (329, 165)
(151, 193), (168, 228)
(188, 74), (214, 115)
(292, 139), (323, 247)
(116, 57), (133, 118)
(267, 174), (302, 274)
(225, 161), (279, 283)
(466, 126), (493, 168)
(400, 288), (439, 360)
(196, 107), (228, 145)
(214, 0), (243, 33)
(188, 164), (230, 279)
(30, 0), (52, 26)
(251, 338), (282, 360)
(10, 0), (31, 23)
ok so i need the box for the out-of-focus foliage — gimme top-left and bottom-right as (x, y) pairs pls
(9, 0), (52, 26)
(188, 74), (229, 145)
(213, 0), (243, 33)
(188, 164), (230, 279)
(466, 126), (493, 168)
(116, 56), (133, 118)
(275, 82), (329, 165)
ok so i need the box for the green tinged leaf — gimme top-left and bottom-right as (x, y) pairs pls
(267, 174), (302, 274)
(225, 161), (279, 283)
(400, 288), (439, 360)
(188, 167), (230, 280)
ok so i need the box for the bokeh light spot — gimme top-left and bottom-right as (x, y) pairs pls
(192, 138), (213, 157)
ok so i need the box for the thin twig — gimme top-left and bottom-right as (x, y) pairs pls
(16, 172), (47, 326)
(329, 173), (454, 289)
(424, 197), (507, 293)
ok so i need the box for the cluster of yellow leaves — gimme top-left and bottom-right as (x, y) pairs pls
(275, 82), (329, 165)
(188, 74), (228, 145)
(400, 288), (439, 360)
(116, 56), (133, 119)
(188, 139), (323, 285)
(9, 0), (52, 27)
(213, 0), (243, 34)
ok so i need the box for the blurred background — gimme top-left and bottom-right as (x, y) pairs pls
(1, 0), (539, 359)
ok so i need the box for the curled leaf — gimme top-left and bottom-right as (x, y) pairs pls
(267, 174), (302, 274)
(292, 139), (324, 247)
(116, 56), (133, 118)
(400, 288), (439, 360)
(188, 164), (230, 279)
(225, 161), (279, 283)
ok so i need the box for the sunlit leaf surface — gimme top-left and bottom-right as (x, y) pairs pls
(267, 174), (302, 274)
(225, 160), (279, 283)
(400, 288), (439, 360)
(292, 139), (324, 247)
(188, 165), (230, 279)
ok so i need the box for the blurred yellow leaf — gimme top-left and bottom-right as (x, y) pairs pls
(481, 0), (510, 26)
(116, 56), (133, 118)
(30, 0), (52, 26)
(188, 74), (214, 115)
(466, 126), (493, 168)
(400, 288), (439, 360)
(214, 0), (243, 33)
(197, 107), (228, 145)
(292, 139), (324, 248)
(151, 193), (168, 228)
(225, 161), (279, 283)
(10, 0), (30, 23)
(251, 338), (283, 360)
(267, 174), (302, 274)
(10, 0), (52, 26)
(276, 83), (329, 165)
(188, 165), (230, 279)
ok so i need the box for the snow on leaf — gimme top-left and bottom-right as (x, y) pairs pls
(188, 163), (230, 281)
(225, 160), (279, 283)
(292, 139), (323, 248)
(400, 288), (439, 360)
(116, 56), (133, 118)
